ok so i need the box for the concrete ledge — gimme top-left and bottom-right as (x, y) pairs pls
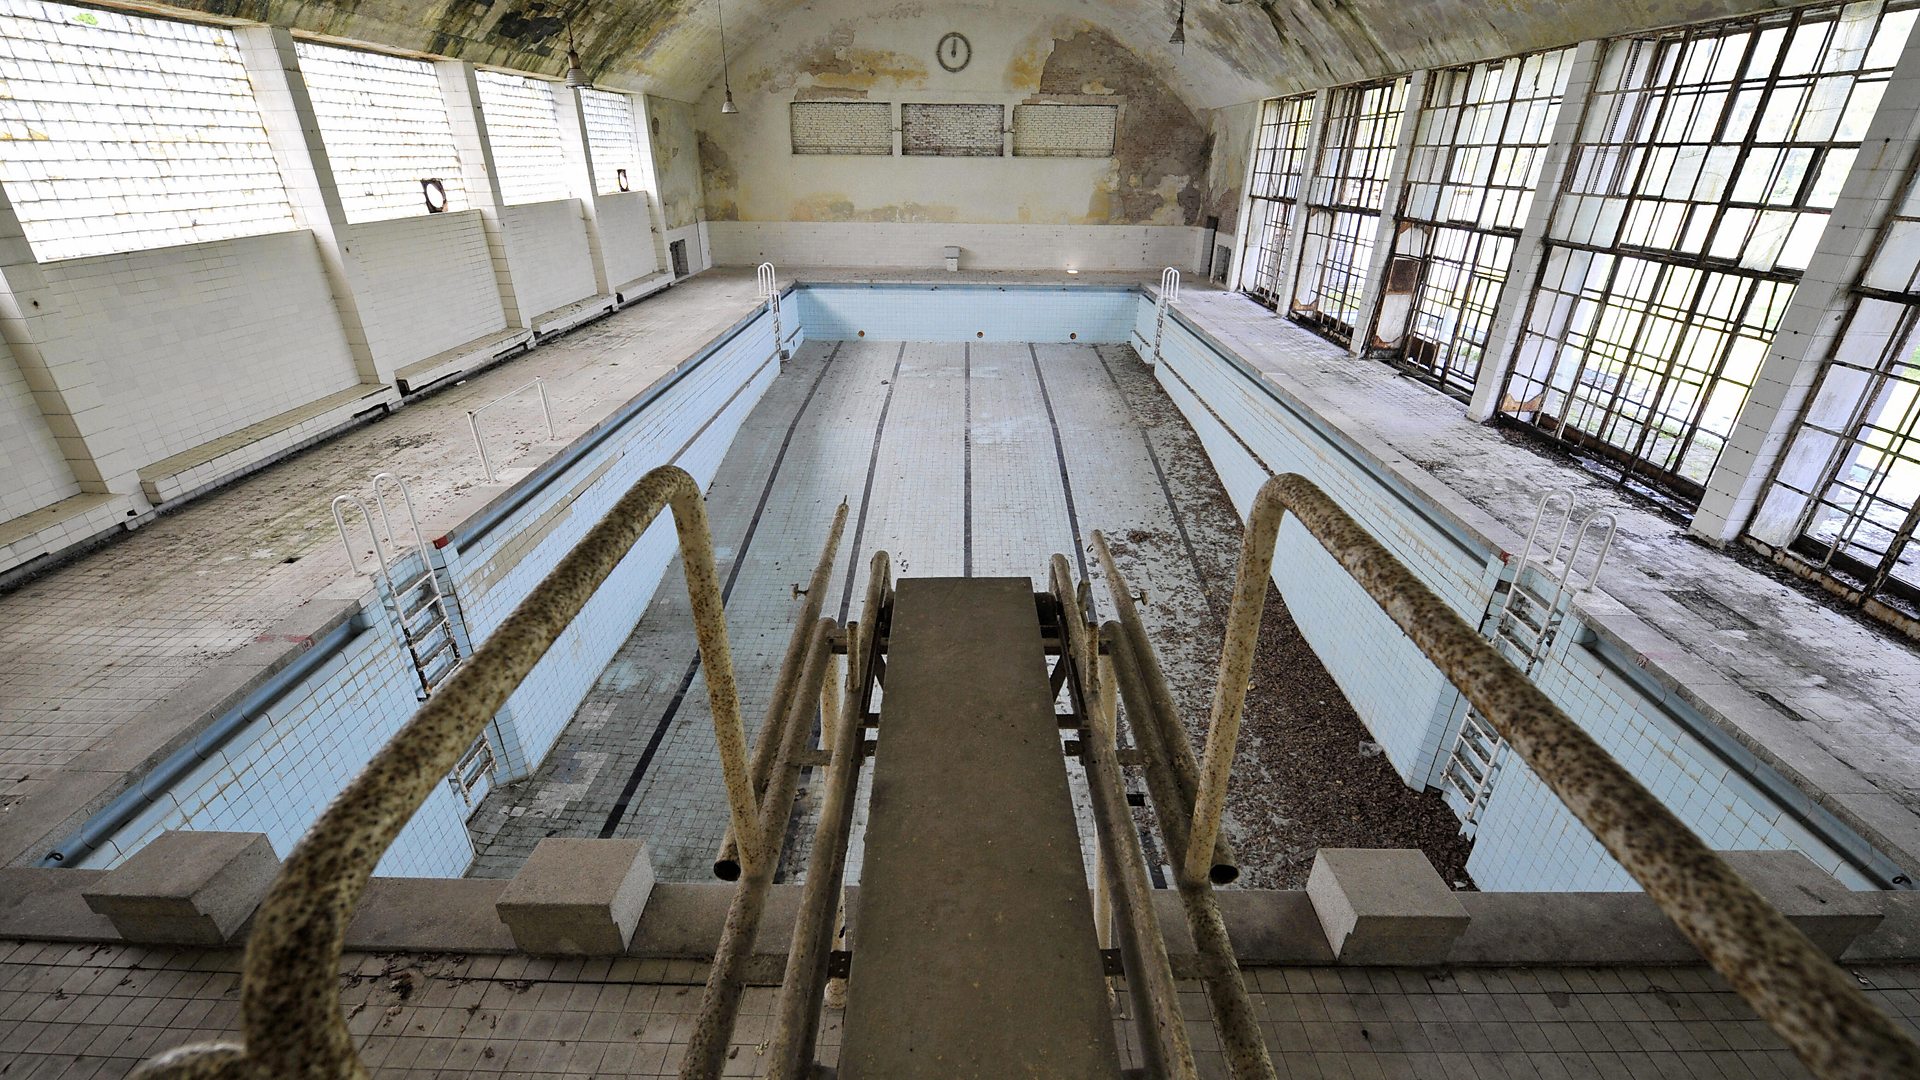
(348, 877), (515, 951)
(6, 860), (1916, 969)
(495, 838), (655, 955)
(0, 491), (136, 579)
(531, 295), (616, 341)
(1307, 849), (1469, 965)
(137, 383), (395, 506)
(395, 327), (534, 395)
(1723, 850), (1882, 957)
(615, 271), (673, 309)
(80, 831), (278, 945)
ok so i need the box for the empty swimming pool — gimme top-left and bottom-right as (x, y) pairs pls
(45, 281), (1904, 895)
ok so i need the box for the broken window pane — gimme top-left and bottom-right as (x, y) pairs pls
(1378, 48), (1573, 395)
(1290, 78), (1408, 345)
(1238, 93), (1314, 310)
(1756, 157), (1920, 622)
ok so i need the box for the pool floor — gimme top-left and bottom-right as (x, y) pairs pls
(463, 339), (1470, 886)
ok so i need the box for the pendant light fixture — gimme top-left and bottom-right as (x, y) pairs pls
(1170, 0), (1186, 45)
(564, 26), (591, 89)
(717, 0), (739, 114)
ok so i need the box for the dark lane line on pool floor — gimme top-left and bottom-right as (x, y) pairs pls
(1093, 343), (1227, 635)
(598, 343), (843, 839)
(1030, 343), (1089, 582)
(838, 342), (907, 623)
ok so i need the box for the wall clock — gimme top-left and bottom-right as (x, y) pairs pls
(937, 31), (971, 72)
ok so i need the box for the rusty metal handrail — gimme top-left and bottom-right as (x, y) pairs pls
(764, 551), (891, 1080)
(1188, 472), (1920, 1080)
(714, 501), (849, 880)
(1092, 531), (1238, 885)
(1048, 557), (1198, 1079)
(133, 465), (760, 1080)
(681, 617), (838, 1079)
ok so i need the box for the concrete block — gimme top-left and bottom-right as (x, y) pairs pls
(81, 831), (279, 945)
(496, 838), (655, 955)
(1306, 848), (1468, 965)
(1722, 850), (1882, 958)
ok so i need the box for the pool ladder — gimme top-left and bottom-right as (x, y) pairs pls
(330, 472), (464, 700)
(1443, 490), (1616, 831)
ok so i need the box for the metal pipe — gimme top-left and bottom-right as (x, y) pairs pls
(766, 554), (889, 1079)
(1108, 626), (1276, 1080)
(132, 465), (757, 1080)
(715, 502), (850, 879)
(467, 377), (558, 484)
(1082, 676), (1198, 1080)
(1200, 472), (1920, 1080)
(1091, 530), (1238, 885)
(682, 618), (838, 1080)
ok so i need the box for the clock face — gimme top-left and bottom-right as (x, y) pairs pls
(937, 31), (971, 72)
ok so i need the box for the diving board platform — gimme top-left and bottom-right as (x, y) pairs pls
(840, 576), (1119, 1079)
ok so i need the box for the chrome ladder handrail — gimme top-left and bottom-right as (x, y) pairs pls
(1154, 265), (1181, 365)
(466, 376), (556, 483)
(758, 261), (786, 360)
(1183, 472), (1919, 1080)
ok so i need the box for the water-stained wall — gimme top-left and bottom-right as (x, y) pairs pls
(1202, 101), (1258, 238)
(695, 8), (1212, 229)
(647, 96), (706, 231)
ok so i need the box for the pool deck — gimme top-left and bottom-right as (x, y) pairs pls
(8, 938), (1904, 1079)
(4, 264), (1919, 893)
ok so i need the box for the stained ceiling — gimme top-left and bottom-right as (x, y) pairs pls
(162, 0), (1801, 109)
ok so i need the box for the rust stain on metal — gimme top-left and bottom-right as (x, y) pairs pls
(1197, 473), (1920, 1080)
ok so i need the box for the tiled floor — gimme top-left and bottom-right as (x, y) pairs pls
(464, 339), (1255, 882)
(0, 274), (766, 864)
(2, 939), (1910, 1078)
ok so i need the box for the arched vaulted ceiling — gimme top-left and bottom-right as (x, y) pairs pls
(161, 0), (1803, 110)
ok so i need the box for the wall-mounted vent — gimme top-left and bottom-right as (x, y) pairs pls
(1011, 104), (1118, 157)
(791, 101), (893, 155)
(901, 103), (1003, 157)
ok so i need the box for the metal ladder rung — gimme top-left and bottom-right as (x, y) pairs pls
(409, 634), (456, 671)
(421, 651), (462, 689)
(399, 584), (440, 620)
(403, 602), (449, 638)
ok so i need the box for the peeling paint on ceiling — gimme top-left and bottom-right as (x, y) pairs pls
(148, 0), (1809, 109)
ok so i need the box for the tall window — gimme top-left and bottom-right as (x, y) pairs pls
(295, 43), (467, 222)
(1237, 94), (1315, 309)
(1503, 1), (1916, 504)
(0, 0), (294, 260)
(475, 71), (570, 205)
(1752, 164), (1920, 624)
(581, 89), (641, 195)
(1291, 79), (1408, 346)
(1381, 49), (1573, 396)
